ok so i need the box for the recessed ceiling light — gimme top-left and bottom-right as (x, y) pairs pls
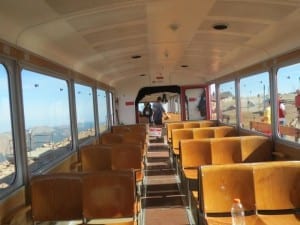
(131, 55), (141, 59)
(213, 23), (228, 30)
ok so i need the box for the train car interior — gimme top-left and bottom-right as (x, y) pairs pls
(1, 1), (300, 225)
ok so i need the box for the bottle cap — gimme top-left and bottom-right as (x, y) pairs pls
(233, 198), (241, 203)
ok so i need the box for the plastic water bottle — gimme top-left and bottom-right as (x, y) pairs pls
(231, 198), (245, 225)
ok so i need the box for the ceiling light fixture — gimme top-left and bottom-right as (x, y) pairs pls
(213, 23), (228, 30)
(131, 55), (141, 59)
(169, 23), (179, 31)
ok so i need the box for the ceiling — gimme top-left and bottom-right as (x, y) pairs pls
(1, 0), (300, 87)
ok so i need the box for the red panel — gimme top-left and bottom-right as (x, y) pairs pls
(125, 101), (134, 106)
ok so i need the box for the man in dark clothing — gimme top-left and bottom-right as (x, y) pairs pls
(152, 96), (169, 125)
(143, 102), (153, 123)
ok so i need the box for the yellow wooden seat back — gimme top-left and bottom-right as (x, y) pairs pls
(183, 122), (201, 128)
(100, 132), (123, 144)
(30, 173), (83, 223)
(253, 161), (300, 212)
(80, 144), (112, 172)
(171, 128), (194, 155)
(214, 126), (237, 137)
(166, 123), (184, 144)
(211, 137), (242, 164)
(199, 120), (217, 127)
(192, 127), (215, 139)
(240, 136), (272, 162)
(180, 139), (211, 179)
(199, 163), (255, 214)
(82, 170), (136, 224)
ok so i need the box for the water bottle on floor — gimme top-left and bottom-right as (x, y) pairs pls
(231, 198), (245, 225)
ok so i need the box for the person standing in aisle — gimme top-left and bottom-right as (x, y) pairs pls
(143, 102), (153, 124)
(152, 96), (169, 125)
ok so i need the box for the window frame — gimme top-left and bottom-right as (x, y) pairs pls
(20, 66), (75, 176)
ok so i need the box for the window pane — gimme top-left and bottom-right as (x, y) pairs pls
(277, 63), (300, 142)
(0, 64), (16, 189)
(75, 83), (95, 141)
(219, 81), (236, 125)
(21, 69), (72, 174)
(108, 92), (114, 126)
(209, 83), (216, 120)
(240, 72), (270, 134)
(97, 89), (108, 133)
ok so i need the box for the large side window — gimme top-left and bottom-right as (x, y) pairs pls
(0, 64), (15, 189)
(219, 81), (236, 125)
(240, 72), (270, 133)
(97, 89), (108, 133)
(74, 83), (95, 142)
(277, 63), (300, 142)
(21, 69), (72, 174)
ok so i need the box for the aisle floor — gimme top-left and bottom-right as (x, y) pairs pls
(141, 138), (195, 225)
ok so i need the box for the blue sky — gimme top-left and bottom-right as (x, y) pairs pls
(0, 68), (108, 133)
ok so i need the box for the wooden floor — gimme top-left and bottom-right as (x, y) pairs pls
(141, 137), (194, 225)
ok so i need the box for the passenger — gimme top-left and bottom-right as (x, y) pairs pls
(262, 100), (271, 123)
(143, 102), (153, 123)
(152, 96), (169, 125)
(278, 95), (286, 125)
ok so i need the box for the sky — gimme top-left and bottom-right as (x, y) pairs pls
(0, 67), (108, 133)
(220, 63), (300, 97)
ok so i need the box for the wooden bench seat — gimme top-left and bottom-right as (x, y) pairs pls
(166, 122), (184, 144)
(166, 120), (217, 145)
(172, 126), (235, 157)
(73, 143), (144, 200)
(98, 131), (147, 158)
(199, 163), (256, 225)
(253, 161), (300, 225)
(4, 170), (138, 225)
(179, 135), (272, 219)
(82, 170), (137, 225)
(197, 161), (300, 225)
(180, 136), (272, 180)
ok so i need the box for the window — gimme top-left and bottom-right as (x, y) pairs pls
(97, 89), (108, 133)
(277, 63), (300, 142)
(219, 81), (236, 125)
(74, 83), (95, 142)
(0, 64), (16, 189)
(21, 69), (72, 174)
(240, 72), (270, 133)
(209, 83), (216, 120)
(108, 92), (114, 126)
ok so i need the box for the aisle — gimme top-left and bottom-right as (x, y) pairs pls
(141, 137), (195, 225)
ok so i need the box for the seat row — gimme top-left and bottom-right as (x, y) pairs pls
(180, 135), (273, 181)
(4, 170), (138, 225)
(171, 126), (237, 156)
(98, 126), (148, 157)
(196, 161), (300, 225)
(165, 120), (217, 144)
(73, 143), (144, 186)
